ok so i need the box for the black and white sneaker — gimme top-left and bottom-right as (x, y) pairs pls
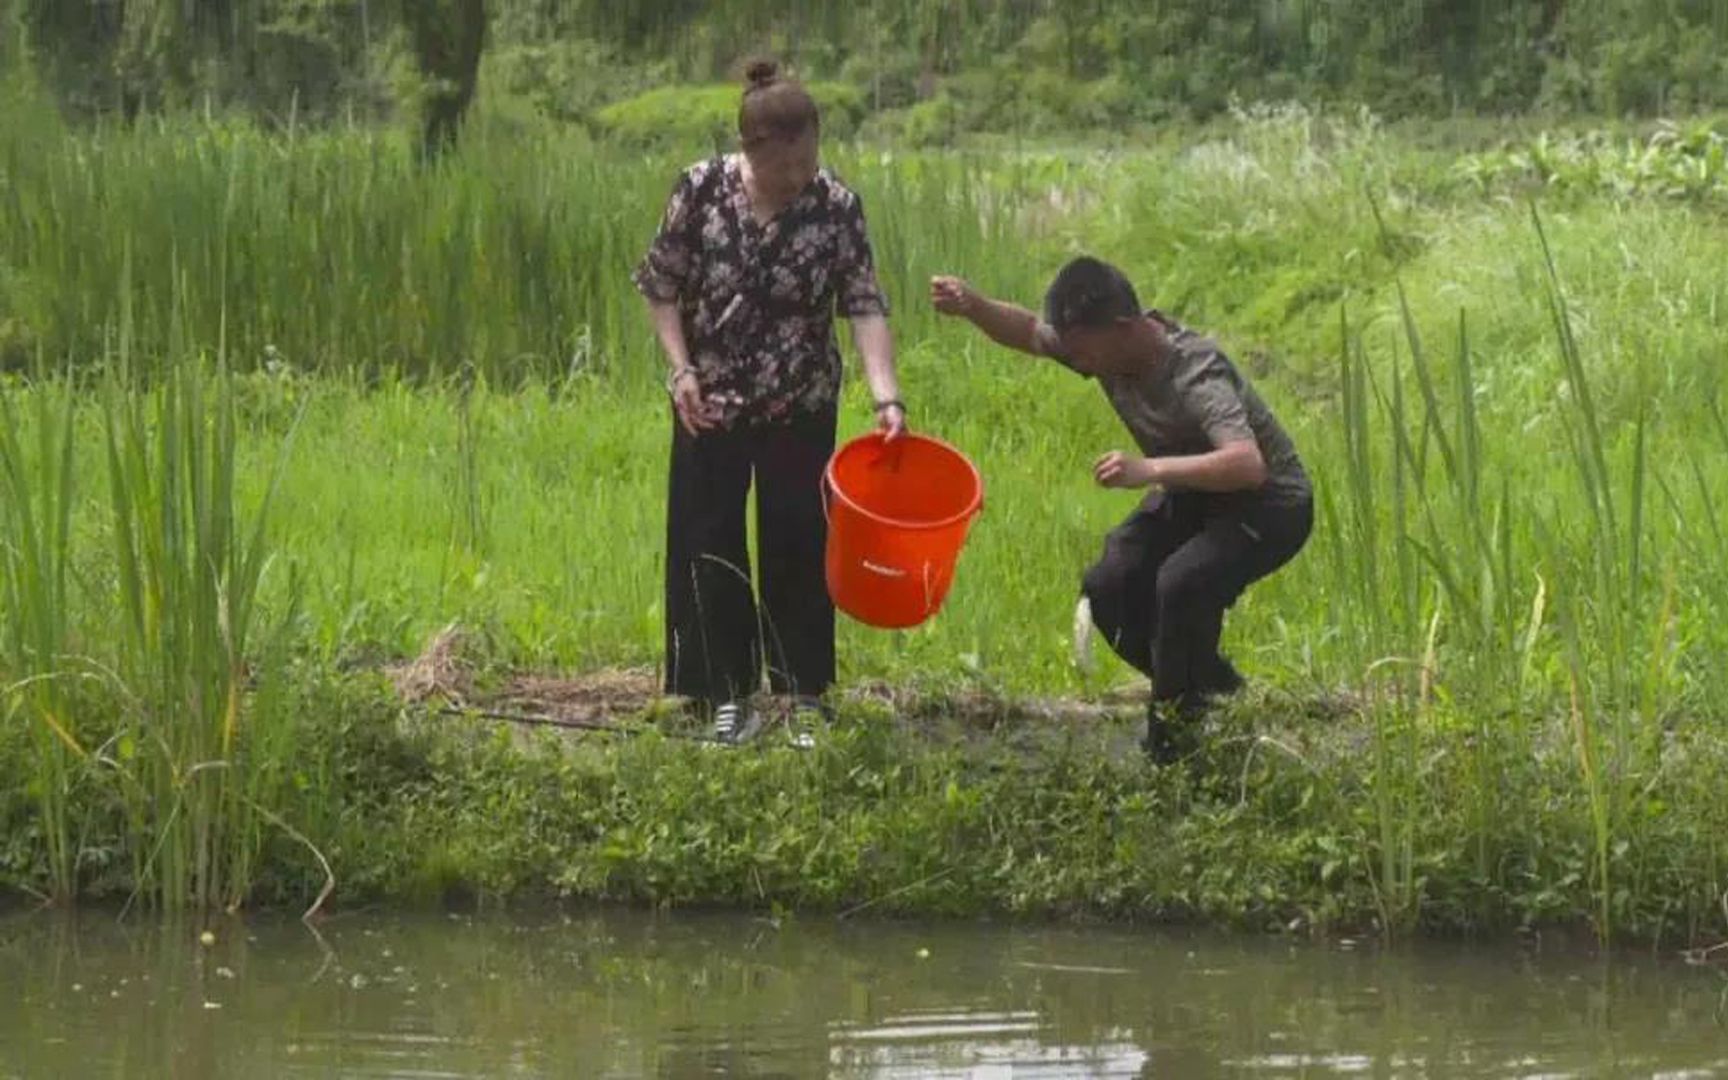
(787, 696), (832, 750)
(713, 701), (764, 745)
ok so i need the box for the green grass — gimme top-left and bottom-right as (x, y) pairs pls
(2, 92), (1727, 941)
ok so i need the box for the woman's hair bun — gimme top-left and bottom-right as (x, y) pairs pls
(744, 58), (780, 90)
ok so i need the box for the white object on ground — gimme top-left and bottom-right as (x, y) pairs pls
(1073, 595), (1097, 676)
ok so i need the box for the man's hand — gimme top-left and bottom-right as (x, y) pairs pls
(930, 276), (1047, 357)
(930, 276), (979, 318)
(1094, 450), (1161, 490)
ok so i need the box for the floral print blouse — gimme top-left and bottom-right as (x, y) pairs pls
(632, 156), (890, 427)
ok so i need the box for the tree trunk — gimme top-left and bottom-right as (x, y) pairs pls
(404, 0), (487, 160)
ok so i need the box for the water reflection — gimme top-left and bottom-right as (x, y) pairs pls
(0, 907), (1723, 1077)
(831, 1009), (1147, 1077)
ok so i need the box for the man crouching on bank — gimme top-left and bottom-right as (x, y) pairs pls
(932, 257), (1313, 763)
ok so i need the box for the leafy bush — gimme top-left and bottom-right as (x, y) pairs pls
(484, 40), (669, 124)
(1456, 121), (1728, 201)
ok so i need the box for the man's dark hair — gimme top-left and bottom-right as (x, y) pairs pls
(1043, 256), (1141, 334)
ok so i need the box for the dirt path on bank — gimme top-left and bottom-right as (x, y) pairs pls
(381, 623), (1359, 756)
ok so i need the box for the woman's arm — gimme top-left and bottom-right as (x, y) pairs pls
(849, 314), (905, 438)
(634, 165), (716, 435)
(646, 299), (715, 435)
(834, 190), (905, 438)
(648, 300), (691, 373)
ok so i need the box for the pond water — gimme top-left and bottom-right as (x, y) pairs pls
(2, 907), (1724, 1077)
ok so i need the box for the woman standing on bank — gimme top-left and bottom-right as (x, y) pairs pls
(633, 59), (906, 743)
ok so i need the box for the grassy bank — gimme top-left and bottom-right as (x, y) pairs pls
(12, 672), (1728, 946)
(2, 96), (1727, 944)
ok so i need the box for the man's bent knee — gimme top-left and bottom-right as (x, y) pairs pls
(1081, 557), (1128, 607)
(1154, 559), (1212, 613)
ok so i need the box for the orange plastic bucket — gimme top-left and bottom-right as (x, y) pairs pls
(824, 432), (983, 629)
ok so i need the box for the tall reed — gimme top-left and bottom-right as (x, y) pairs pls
(0, 373), (84, 903)
(103, 356), (303, 911)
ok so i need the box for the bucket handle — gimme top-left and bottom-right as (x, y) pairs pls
(861, 559), (907, 579)
(823, 475), (986, 527)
